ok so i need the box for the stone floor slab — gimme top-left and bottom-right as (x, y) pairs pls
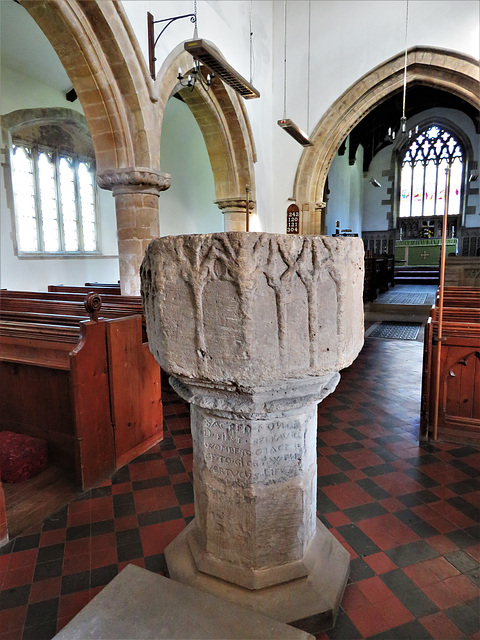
(52, 564), (314, 640)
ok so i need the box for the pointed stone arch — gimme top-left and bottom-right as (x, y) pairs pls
(293, 47), (480, 234)
(16, 0), (170, 294)
(18, 0), (162, 178)
(154, 42), (257, 231)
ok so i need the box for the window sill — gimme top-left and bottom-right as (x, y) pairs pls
(16, 253), (119, 260)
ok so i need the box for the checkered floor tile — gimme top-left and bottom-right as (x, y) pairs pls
(1, 338), (478, 640)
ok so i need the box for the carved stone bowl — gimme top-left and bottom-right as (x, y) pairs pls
(141, 232), (364, 390)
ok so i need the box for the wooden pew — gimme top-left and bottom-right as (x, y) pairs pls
(0, 316), (115, 490)
(0, 295), (163, 491)
(421, 286), (480, 445)
(49, 284), (121, 295)
(436, 287), (480, 309)
(0, 293), (143, 320)
(363, 252), (395, 302)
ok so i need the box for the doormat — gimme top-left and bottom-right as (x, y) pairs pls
(380, 293), (428, 305)
(368, 322), (422, 341)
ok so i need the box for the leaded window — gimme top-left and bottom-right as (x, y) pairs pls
(399, 125), (464, 218)
(11, 142), (98, 254)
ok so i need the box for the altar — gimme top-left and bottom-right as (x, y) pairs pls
(395, 238), (458, 266)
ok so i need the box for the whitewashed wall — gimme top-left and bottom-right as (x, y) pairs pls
(159, 97), (221, 235)
(325, 139), (364, 236)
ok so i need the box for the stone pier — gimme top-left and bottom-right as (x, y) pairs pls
(141, 232), (364, 634)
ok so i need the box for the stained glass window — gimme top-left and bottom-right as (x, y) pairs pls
(11, 142), (98, 254)
(399, 125), (463, 217)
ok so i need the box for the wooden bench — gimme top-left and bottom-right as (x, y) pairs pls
(0, 293), (163, 544)
(0, 289), (148, 339)
(363, 252), (395, 302)
(421, 286), (480, 445)
(436, 287), (480, 309)
(49, 283), (121, 295)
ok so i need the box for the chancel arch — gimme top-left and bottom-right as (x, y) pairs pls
(154, 43), (257, 232)
(293, 47), (480, 235)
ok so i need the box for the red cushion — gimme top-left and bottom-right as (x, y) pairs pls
(0, 431), (48, 483)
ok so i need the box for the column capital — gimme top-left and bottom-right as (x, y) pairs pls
(97, 167), (171, 196)
(214, 197), (255, 212)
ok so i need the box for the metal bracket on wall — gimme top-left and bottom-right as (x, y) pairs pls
(147, 11), (196, 80)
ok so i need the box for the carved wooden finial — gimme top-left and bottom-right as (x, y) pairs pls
(84, 292), (102, 321)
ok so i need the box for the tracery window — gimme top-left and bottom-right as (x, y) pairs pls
(11, 142), (98, 254)
(399, 125), (464, 218)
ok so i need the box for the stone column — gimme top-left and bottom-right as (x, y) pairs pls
(215, 197), (255, 231)
(97, 168), (170, 296)
(141, 232), (364, 634)
(301, 201), (326, 235)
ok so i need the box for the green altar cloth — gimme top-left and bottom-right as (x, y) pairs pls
(395, 239), (458, 266)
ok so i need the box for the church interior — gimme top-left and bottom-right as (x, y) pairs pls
(0, 0), (479, 638)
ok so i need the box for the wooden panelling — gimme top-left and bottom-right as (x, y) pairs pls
(70, 320), (115, 490)
(421, 288), (480, 445)
(106, 316), (163, 468)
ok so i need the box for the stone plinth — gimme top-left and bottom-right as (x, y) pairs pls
(141, 232), (364, 633)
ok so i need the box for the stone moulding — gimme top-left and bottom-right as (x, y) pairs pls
(97, 167), (171, 195)
(141, 232), (364, 390)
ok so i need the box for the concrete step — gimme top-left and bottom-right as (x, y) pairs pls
(53, 564), (315, 640)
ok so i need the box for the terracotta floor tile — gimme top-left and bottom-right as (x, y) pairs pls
(364, 551), (398, 574)
(0, 606), (27, 634)
(57, 591), (92, 621)
(427, 535), (460, 555)
(383, 595), (415, 628)
(347, 602), (392, 637)
(62, 553), (90, 576)
(443, 574), (480, 602)
(29, 576), (62, 603)
(357, 575), (395, 605)
(323, 483), (374, 510)
(8, 550), (37, 570)
(466, 544), (480, 562)
(39, 530), (66, 547)
(403, 562), (440, 588)
(423, 581), (464, 609)
(2, 565), (34, 589)
(420, 611), (466, 639)
(423, 557), (461, 581)
(326, 511), (351, 527)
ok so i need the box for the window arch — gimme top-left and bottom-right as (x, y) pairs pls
(399, 125), (464, 218)
(11, 141), (98, 255)
(3, 108), (100, 257)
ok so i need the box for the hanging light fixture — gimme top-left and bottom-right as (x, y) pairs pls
(148, 0), (259, 97)
(176, 1), (214, 93)
(277, 0), (313, 147)
(182, 0), (259, 98)
(386, 0), (419, 144)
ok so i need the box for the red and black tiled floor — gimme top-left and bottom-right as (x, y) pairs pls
(1, 337), (479, 640)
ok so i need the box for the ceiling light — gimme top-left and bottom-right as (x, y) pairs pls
(184, 39), (260, 99)
(277, 119), (313, 147)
